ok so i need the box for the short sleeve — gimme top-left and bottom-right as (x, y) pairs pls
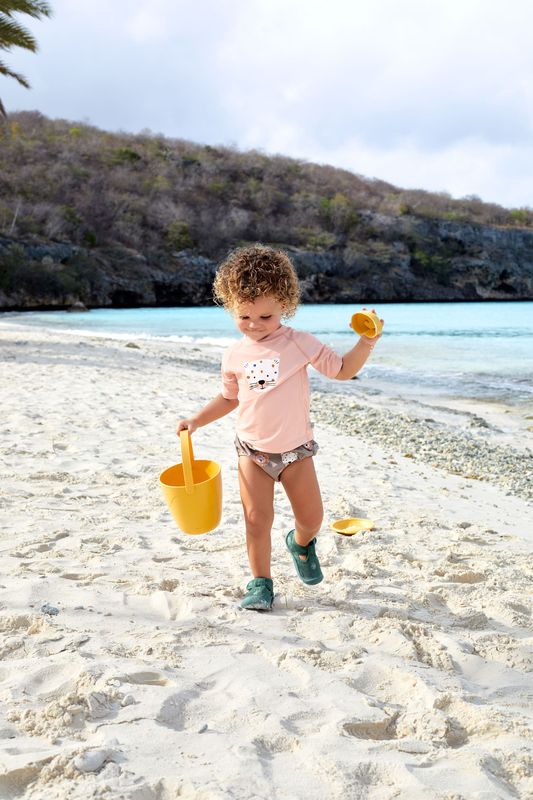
(221, 349), (239, 400)
(292, 331), (343, 379)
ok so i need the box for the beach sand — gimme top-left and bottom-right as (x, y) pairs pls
(0, 324), (532, 800)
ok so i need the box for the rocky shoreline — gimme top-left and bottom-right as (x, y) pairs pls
(1, 206), (533, 310)
(311, 392), (532, 502)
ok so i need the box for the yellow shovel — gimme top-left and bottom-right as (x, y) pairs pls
(330, 518), (374, 536)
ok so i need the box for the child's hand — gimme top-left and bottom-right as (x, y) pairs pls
(176, 417), (198, 436)
(360, 307), (384, 343)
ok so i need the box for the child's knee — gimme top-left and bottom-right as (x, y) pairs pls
(296, 508), (323, 534)
(244, 507), (274, 533)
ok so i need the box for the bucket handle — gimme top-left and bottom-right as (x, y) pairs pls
(180, 429), (195, 495)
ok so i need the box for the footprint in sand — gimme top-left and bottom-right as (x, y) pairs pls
(0, 615), (54, 660)
(446, 570), (487, 584)
(342, 712), (398, 741)
(276, 646), (366, 673)
(400, 622), (455, 671)
(252, 734), (298, 756)
(7, 675), (124, 740)
(0, 758), (52, 799)
(116, 670), (170, 686)
(156, 686), (202, 731)
(395, 707), (468, 748)
(280, 710), (319, 736)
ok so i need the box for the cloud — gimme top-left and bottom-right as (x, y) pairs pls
(301, 136), (533, 208)
(1, 0), (532, 206)
(215, 0), (533, 150)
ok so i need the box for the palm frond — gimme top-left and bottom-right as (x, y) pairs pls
(0, 1), (52, 20)
(0, 15), (38, 51)
(0, 56), (30, 87)
(0, 1), (51, 117)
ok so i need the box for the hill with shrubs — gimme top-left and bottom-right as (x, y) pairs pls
(0, 111), (532, 309)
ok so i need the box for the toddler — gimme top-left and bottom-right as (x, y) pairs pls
(176, 245), (383, 611)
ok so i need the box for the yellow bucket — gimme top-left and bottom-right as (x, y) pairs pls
(160, 430), (222, 535)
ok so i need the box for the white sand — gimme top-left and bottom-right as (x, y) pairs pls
(0, 323), (532, 800)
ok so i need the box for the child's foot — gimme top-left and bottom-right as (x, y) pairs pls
(239, 577), (274, 611)
(285, 529), (323, 585)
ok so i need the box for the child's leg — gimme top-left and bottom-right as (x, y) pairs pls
(238, 456), (275, 578)
(280, 457), (323, 555)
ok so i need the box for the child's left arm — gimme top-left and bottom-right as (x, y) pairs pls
(335, 313), (384, 381)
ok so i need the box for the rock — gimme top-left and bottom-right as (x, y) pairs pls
(40, 603), (59, 615)
(121, 694), (135, 707)
(1, 208), (533, 309)
(67, 301), (89, 312)
(73, 748), (115, 773)
(85, 691), (117, 718)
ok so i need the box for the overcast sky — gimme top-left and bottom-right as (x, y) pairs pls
(2, 0), (532, 208)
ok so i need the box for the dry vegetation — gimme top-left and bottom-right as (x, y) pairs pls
(0, 111), (530, 259)
(0, 112), (531, 306)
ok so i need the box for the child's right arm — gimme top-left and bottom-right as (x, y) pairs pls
(176, 393), (239, 436)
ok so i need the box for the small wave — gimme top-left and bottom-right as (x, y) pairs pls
(162, 334), (238, 347)
(0, 320), (238, 347)
(388, 330), (533, 338)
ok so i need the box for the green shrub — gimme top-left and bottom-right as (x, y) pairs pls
(319, 193), (359, 232)
(83, 231), (97, 247)
(411, 249), (452, 286)
(444, 211), (468, 222)
(166, 220), (193, 250)
(0, 246), (63, 296)
(17, 216), (41, 235)
(150, 175), (171, 192)
(247, 177), (262, 195)
(0, 244), (99, 300)
(69, 165), (90, 181)
(297, 228), (336, 251)
(509, 208), (530, 226)
(0, 244), (26, 291)
(208, 181), (227, 195)
(286, 163), (302, 175)
(110, 147), (142, 165)
(62, 206), (82, 225)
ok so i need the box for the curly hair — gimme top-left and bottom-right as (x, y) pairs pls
(212, 244), (300, 318)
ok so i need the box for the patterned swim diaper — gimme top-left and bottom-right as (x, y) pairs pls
(235, 435), (319, 481)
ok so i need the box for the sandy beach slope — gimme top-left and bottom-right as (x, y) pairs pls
(0, 324), (532, 800)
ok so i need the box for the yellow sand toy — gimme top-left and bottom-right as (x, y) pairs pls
(160, 430), (222, 535)
(350, 309), (383, 339)
(330, 518), (375, 536)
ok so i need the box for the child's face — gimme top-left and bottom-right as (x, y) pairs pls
(233, 295), (285, 341)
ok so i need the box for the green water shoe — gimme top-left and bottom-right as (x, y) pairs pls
(285, 529), (323, 585)
(239, 577), (274, 611)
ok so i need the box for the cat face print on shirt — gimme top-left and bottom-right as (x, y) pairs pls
(244, 358), (280, 392)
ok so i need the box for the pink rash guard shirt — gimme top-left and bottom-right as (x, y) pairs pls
(221, 325), (343, 453)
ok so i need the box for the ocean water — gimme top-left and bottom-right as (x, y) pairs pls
(2, 302), (532, 407)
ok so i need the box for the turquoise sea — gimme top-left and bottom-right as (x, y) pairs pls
(2, 301), (532, 407)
